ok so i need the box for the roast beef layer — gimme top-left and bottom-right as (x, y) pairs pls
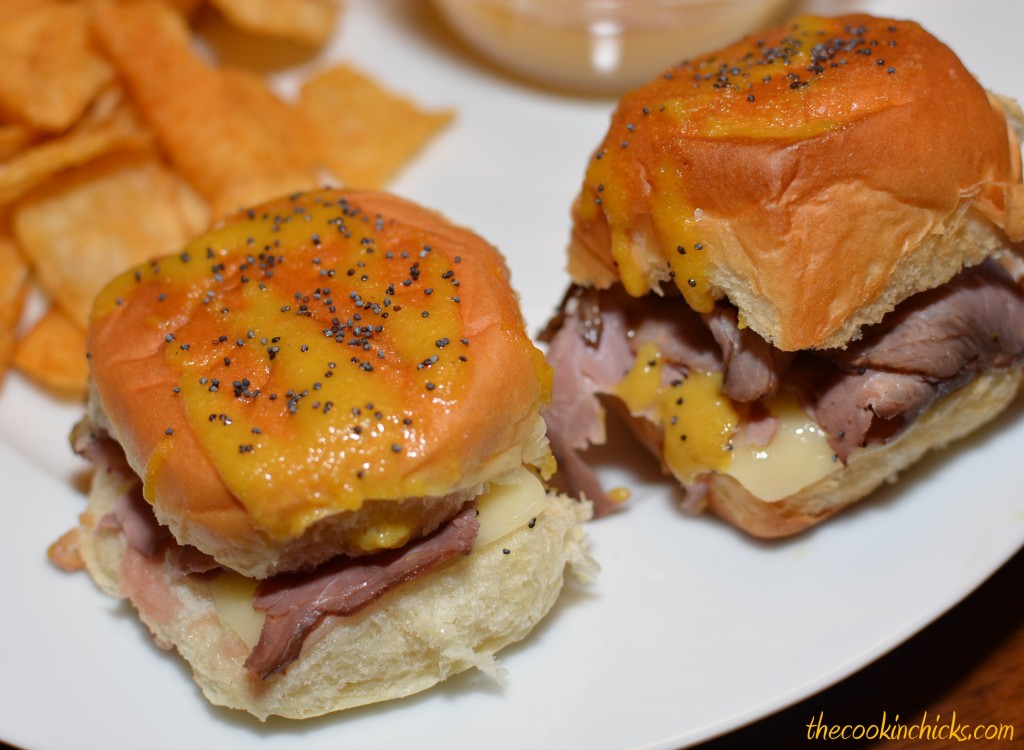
(246, 505), (479, 679)
(74, 426), (479, 680)
(542, 260), (1024, 508)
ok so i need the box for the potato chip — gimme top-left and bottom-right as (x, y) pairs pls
(164, 0), (208, 19)
(0, 92), (150, 206)
(13, 307), (89, 395)
(0, 0), (454, 403)
(298, 63), (453, 188)
(94, 0), (320, 217)
(0, 122), (38, 162)
(0, 0), (115, 132)
(48, 528), (85, 573)
(209, 0), (341, 46)
(11, 149), (209, 330)
(0, 230), (30, 383)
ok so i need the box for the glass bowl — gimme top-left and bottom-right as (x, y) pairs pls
(432, 0), (798, 95)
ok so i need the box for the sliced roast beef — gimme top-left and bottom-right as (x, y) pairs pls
(80, 437), (480, 679)
(703, 303), (795, 402)
(545, 289), (634, 453)
(626, 290), (722, 373)
(542, 285), (722, 515)
(107, 480), (221, 573)
(545, 427), (620, 518)
(828, 261), (1024, 378)
(811, 261), (1024, 460)
(115, 484), (173, 559)
(543, 290), (634, 516)
(809, 369), (939, 462)
(543, 260), (1024, 491)
(71, 416), (132, 476)
(245, 505), (480, 680)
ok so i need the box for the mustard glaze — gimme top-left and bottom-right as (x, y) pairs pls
(614, 342), (737, 482)
(579, 14), (906, 309)
(95, 193), (480, 539)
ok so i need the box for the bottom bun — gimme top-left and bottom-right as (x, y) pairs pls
(78, 468), (593, 720)
(701, 368), (1022, 537)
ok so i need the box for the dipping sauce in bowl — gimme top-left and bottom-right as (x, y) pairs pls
(433, 0), (797, 95)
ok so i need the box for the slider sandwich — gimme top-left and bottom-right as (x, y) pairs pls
(69, 188), (592, 719)
(543, 14), (1024, 533)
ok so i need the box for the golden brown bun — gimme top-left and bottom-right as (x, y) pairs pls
(568, 14), (1024, 351)
(701, 368), (1022, 536)
(87, 189), (553, 578)
(77, 463), (594, 720)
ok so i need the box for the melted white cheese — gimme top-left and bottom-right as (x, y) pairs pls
(726, 394), (840, 501)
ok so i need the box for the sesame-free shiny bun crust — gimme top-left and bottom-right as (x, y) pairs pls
(569, 14), (1024, 350)
(87, 189), (552, 578)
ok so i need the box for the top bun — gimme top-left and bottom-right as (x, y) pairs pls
(568, 14), (1024, 350)
(87, 189), (553, 578)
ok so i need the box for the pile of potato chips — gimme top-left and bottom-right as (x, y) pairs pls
(0, 0), (453, 397)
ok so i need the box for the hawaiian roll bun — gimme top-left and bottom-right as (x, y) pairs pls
(86, 188), (554, 578)
(569, 14), (1024, 351)
(75, 450), (593, 719)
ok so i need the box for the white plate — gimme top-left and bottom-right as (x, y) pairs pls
(3, 1), (1023, 748)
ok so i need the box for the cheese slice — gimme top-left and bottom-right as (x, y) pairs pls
(209, 571), (264, 649)
(473, 466), (549, 550)
(726, 393), (841, 501)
